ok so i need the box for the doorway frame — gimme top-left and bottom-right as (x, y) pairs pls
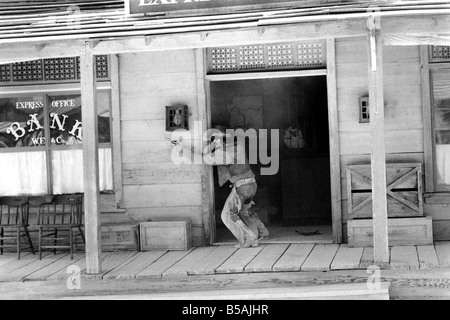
(203, 38), (342, 244)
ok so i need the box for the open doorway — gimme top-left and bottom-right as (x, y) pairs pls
(210, 76), (333, 244)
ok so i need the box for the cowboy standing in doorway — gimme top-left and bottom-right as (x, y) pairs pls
(203, 126), (269, 248)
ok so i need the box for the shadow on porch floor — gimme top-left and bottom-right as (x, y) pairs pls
(214, 225), (333, 245)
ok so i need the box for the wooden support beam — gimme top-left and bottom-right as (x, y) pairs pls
(420, 46), (434, 193)
(80, 42), (102, 274)
(205, 69), (216, 245)
(82, 20), (365, 55)
(110, 54), (124, 208)
(196, 48), (214, 245)
(367, 24), (389, 264)
(2, 13), (450, 64)
(206, 69), (326, 81)
(0, 40), (85, 64)
(326, 38), (342, 244)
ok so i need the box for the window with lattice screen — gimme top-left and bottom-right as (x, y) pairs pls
(12, 60), (44, 82)
(430, 46), (450, 63)
(0, 55), (110, 85)
(208, 40), (325, 73)
(0, 64), (11, 82)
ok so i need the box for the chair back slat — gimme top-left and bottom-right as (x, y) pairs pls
(29, 195), (54, 208)
(7, 206), (11, 225)
(0, 197), (29, 226)
(54, 195), (83, 205)
(0, 196), (34, 257)
(61, 205), (66, 225)
(38, 195), (83, 226)
(0, 196), (28, 207)
(13, 207), (19, 225)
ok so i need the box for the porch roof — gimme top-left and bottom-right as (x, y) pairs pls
(1, 0), (450, 46)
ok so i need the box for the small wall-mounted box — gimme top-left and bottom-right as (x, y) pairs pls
(359, 97), (370, 123)
(166, 105), (189, 131)
(139, 220), (192, 251)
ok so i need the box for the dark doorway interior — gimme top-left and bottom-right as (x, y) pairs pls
(210, 76), (332, 243)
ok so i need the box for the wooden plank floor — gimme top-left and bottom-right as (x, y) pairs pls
(87, 251), (139, 280)
(104, 251), (167, 280)
(136, 249), (193, 279)
(26, 253), (85, 281)
(163, 246), (217, 277)
(216, 246), (263, 274)
(47, 252), (112, 281)
(435, 242), (450, 268)
(272, 244), (314, 272)
(0, 252), (44, 280)
(417, 245), (440, 270)
(1, 242), (450, 282)
(390, 246), (419, 270)
(359, 247), (374, 269)
(188, 246), (237, 275)
(0, 253), (22, 268)
(245, 244), (289, 272)
(2, 253), (69, 282)
(331, 245), (364, 270)
(301, 244), (339, 271)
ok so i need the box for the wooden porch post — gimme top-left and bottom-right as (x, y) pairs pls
(326, 38), (343, 244)
(367, 23), (389, 263)
(80, 42), (102, 274)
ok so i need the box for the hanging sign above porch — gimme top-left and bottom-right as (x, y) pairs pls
(126, 0), (299, 14)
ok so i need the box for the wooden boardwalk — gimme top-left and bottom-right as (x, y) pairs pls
(0, 242), (449, 282)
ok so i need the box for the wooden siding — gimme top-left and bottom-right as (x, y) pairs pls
(101, 36), (450, 246)
(101, 37), (450, 246)
(336, 37), (424, 239)
(337, 37), (450, 241)
(118, 50), (205, 246)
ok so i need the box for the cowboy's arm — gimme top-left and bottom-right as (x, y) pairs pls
(202, 142), (234, 165)
(172, 140), (233, 165)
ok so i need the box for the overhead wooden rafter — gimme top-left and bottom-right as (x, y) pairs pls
(1, 11), (450, 66)
(1, 0), (450, 47)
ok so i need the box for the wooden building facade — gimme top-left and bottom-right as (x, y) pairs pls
(1, 0), (450, 273)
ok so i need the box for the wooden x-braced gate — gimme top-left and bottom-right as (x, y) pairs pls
(346, 163), (423, 219)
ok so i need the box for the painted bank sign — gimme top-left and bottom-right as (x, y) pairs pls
(127, 0), (298, 14)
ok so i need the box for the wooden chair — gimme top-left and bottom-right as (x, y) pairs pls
(38, 195), (85, 260)
(0, 196), (35, 260)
